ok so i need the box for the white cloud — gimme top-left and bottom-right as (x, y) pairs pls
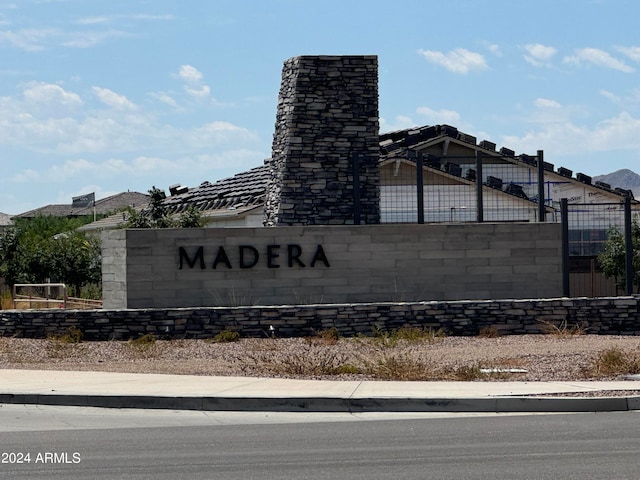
(10, 168), (40, 183)
(76, 16), (109, 25)
(11, 148), (266, 189)
(175, 64), (215, 100)
(61, 29), (129, 48)
(149, 91), (179, 108)
(486, 43), (502, 57)
(0, 28), (58, 51)
(416, 106), (461, 125)
(617, 46), (640, 63)
(23, 82), (82, 106)
(502, 111), (640, 159)
(189, 121), (257, 145)
(131, 14), (174, 21)
(92, 86), (137, 110)
(76, 14), (174, 25)
(379, 115), (416, 133)
(178, 65), (204, 83)
(417, 48), (488, 74)
(533, 98), (561, 109)
(523, 44), (557, 67)
(0, 27), (128, 50)
(47, 158), (95, 180)
(600, 89), (621, 104)
(563, 48), (634, 72)
(185, 85), (211, 98)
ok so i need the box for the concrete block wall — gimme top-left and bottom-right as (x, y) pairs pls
(101, 229), (127, 309)
(102, 222), (562, 309)
(1, 296), (639, 340)
(264, 55), (380, 226)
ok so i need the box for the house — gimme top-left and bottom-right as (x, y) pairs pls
(14, 191), (150, 221)
(144, 124), (633, 235)
(0, 212), (12, 230)
(160, 163), (269, 227)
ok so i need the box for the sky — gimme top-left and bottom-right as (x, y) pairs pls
(1, 0), (640, 215)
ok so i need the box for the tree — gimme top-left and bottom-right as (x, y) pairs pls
(0, 215), (101, 296)
(126, 186), (206, 228)
(597, 217), (640, 293)
(49, 231), (102, 296)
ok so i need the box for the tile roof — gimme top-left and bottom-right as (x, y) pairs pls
(162, 162), (270, 214)
(14, 192), (150, 219)
(380, 124), (636, 201)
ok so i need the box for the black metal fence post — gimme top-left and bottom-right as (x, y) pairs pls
(475, 151), (483, 222)
(624, 195), (633, 294)
(560, 198), (570, 297)
(537, 150), (545, 222)
(416, 152), (424, 224)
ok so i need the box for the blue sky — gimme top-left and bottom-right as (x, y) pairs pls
(1, 0), (640, 214)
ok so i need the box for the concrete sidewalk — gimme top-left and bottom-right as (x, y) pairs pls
(1, 369), (640, 413)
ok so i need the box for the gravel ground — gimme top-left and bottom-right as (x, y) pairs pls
(2, 334), (640, 384)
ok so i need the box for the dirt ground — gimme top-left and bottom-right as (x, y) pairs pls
(2, 334), (640, 383)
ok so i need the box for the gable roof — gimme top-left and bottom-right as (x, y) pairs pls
(14, 191), (150, 219)
(379, 124), (636, 201)
(162, 162), (270, 215)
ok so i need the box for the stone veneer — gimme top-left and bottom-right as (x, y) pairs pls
(264, 55), (380, 226)
(1, 296), (638, 340)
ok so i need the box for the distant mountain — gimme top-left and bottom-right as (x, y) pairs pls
(593, 169), (640, 198)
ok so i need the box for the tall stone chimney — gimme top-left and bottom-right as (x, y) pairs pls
(264, 55), (380, 226)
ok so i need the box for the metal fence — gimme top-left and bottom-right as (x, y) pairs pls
(380, 150), (553, 224)
(561, 198), (639, 297)
(375, 148), (637, 298)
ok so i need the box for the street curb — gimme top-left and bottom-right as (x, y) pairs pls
(1, 393), (639, 413)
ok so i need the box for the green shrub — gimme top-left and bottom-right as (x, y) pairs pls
(212, 329), (241, 343)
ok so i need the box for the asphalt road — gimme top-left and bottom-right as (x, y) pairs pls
(1, 407), (640, 479)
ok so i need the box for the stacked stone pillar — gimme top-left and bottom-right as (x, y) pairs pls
(264, 55), (380, 226)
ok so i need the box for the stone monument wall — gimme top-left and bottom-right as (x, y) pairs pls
(264, 55), (380, 226)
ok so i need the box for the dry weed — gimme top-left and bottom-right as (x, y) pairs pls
(538, 319), (587, 337)
(588, 347), (640, 378)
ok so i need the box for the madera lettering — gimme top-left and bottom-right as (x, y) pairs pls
(179, 244), (330, 269)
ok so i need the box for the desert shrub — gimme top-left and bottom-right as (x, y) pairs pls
(590, 347), (640, 377)
(125, 333), (160, 358)
(538, 319), (586, 337)
(49, 326), (83, 344)
(371, 326), (446, 347)
(130, 333), (156, 345)
(307, 327), (341, 345)
(478, 326), (500, 338)
(211, 329), (241, 343)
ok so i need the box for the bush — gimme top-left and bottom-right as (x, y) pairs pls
(212, 329), (241, 343)
(49, 326), (83, 344)
(130, 333), (157, 345)
(311, 327), (341, 344)
(371, 326), (446, 347)
(591, 347), (640, 377)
